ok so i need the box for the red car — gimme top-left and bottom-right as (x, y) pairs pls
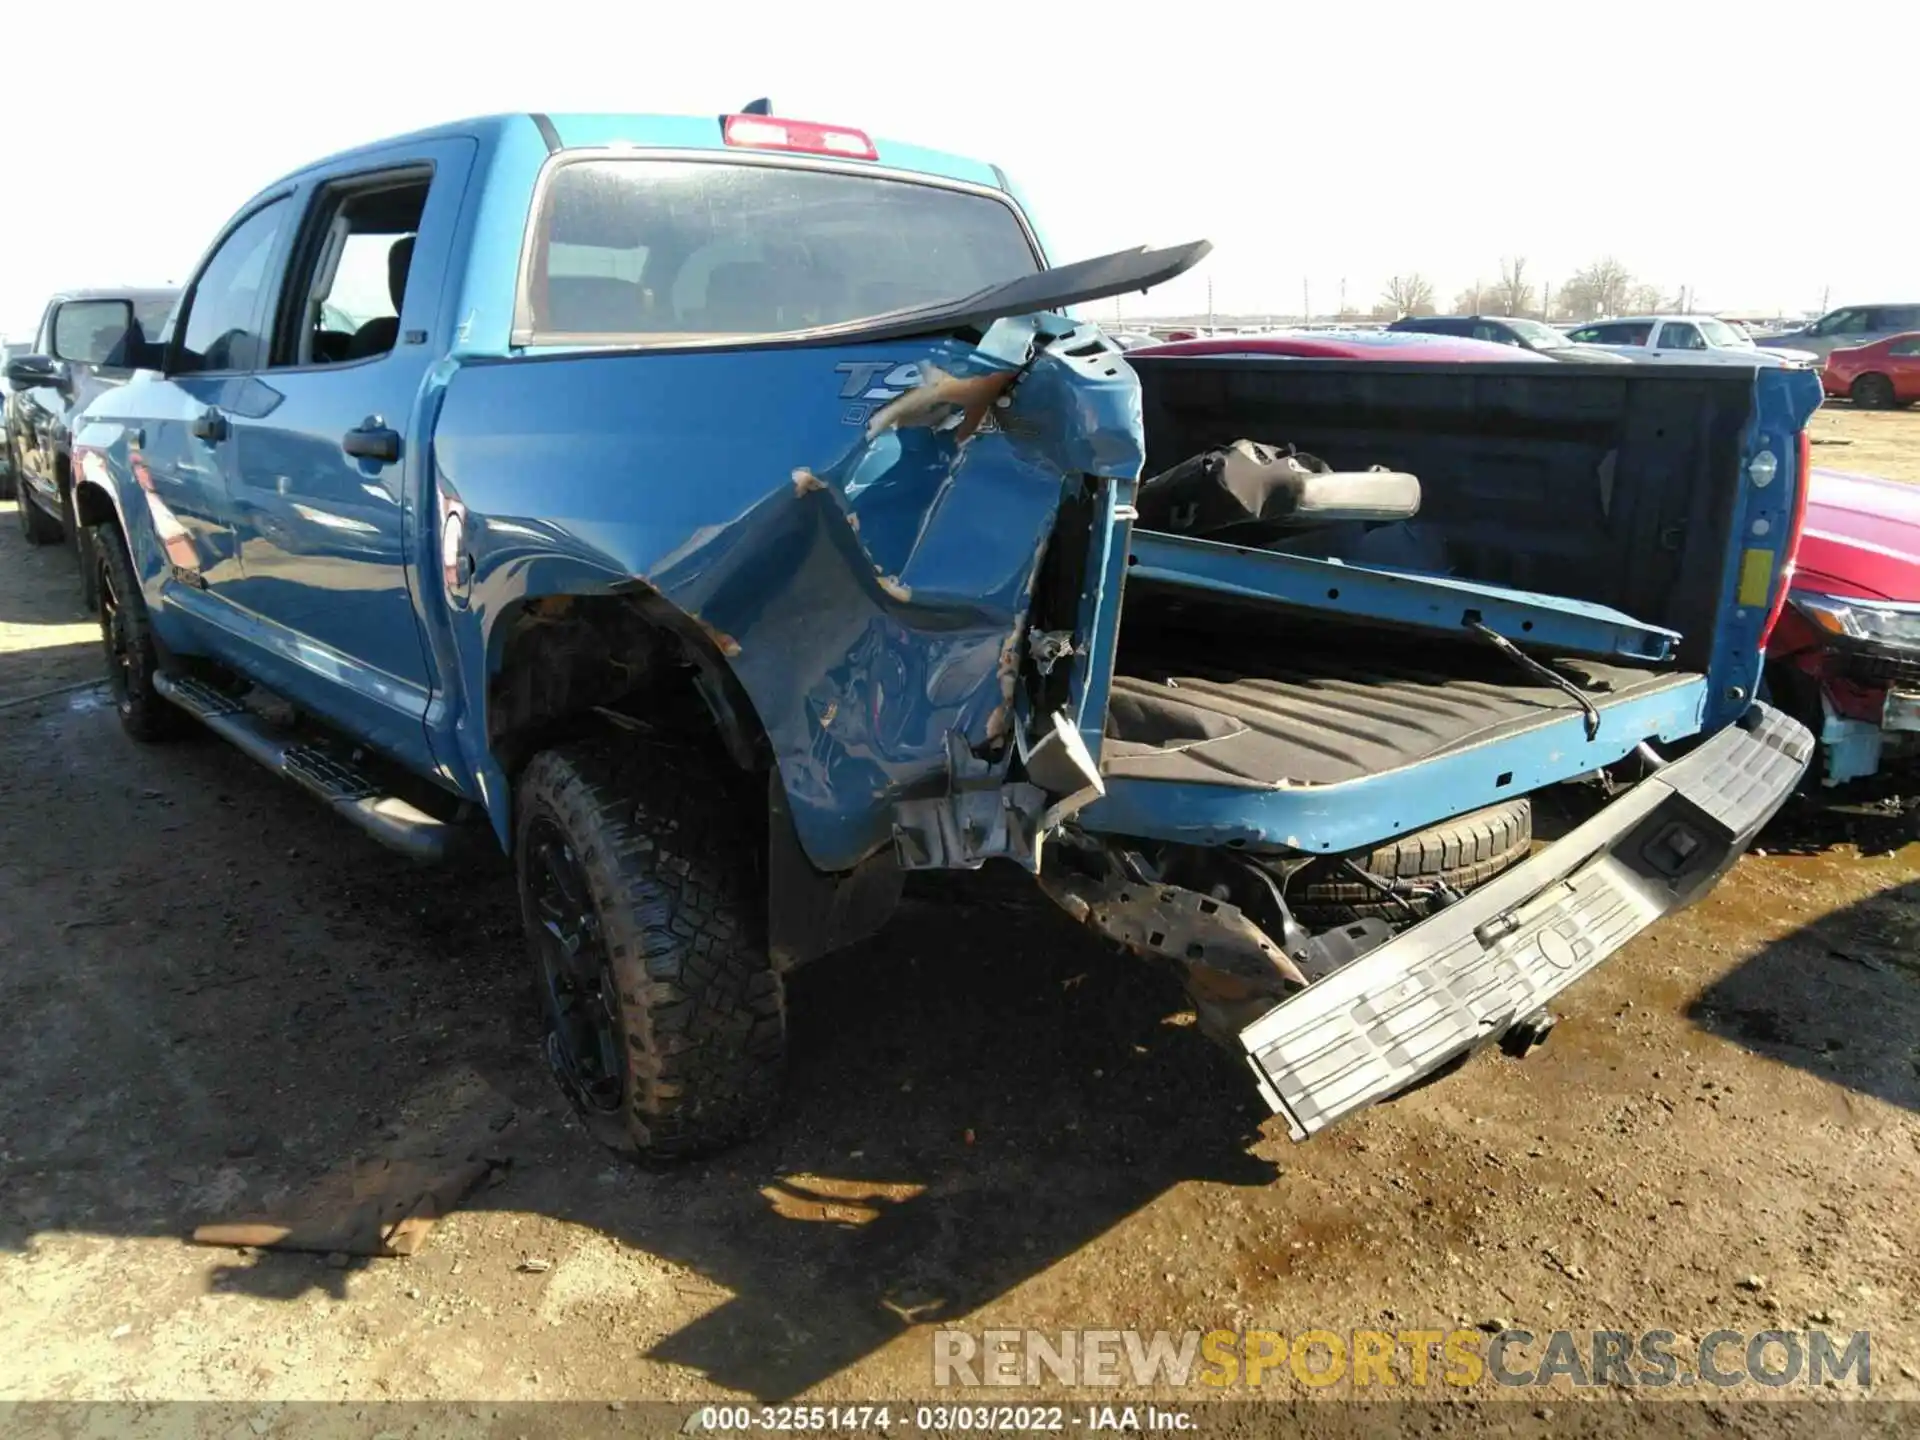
(1822, 332), (1920, 409)
(1128, 331), (1919, 785)
(1769, 468), (1920, 783)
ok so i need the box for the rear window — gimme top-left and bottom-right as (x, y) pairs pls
(519, 158), (1040, 342)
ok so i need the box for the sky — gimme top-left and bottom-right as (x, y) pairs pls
(5, 0), (1916, 340)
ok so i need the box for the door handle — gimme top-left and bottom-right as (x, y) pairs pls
(190, 409), (229, 442)
(342, 422), (401, 464)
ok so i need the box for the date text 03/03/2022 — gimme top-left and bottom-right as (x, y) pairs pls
(694, 1404), (1194, 1432)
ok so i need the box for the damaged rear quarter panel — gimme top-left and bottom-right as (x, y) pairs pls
(430, 322), (1143, 869)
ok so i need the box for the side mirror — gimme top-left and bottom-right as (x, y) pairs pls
(5, 354), (64, 390)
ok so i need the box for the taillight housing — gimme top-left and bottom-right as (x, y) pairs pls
(1759, 428), (1813, 647)
(722, 114), (877, 161)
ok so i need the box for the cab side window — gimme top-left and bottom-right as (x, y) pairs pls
(1660, 323), (1705, 350)
(271, 171), (431, 368)
(174, 199), (290, 374)
(1577, 322), (1653, 345)
(1813, 308), (1870, 338)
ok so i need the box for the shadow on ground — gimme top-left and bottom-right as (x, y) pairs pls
(0, 699), (1275, 1399)
(1761, 768), (1920, 859)
(1687, 874), (1920, 1118)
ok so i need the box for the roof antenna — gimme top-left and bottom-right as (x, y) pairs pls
(741, 97), (772, 115)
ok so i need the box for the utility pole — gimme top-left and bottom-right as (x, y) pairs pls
(1206, 274), (1214, 334)
(1542, 281), (1553, 321)
(1339, 277), (1347, 317)
(1302, 279), (1310, 324)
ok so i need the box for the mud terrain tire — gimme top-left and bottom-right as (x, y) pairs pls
(515, 741), (784, 1159)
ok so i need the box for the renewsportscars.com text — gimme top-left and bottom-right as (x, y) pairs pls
(932, 1327), (1872, 1390)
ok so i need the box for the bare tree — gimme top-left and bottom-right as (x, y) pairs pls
(1452, 282), (1486, 315)
(1558, 257), (1635, 321)
(1489, 257), (1536, 317)
(1624, 282), (1668, 315)
(1379, 274), (1437, 317)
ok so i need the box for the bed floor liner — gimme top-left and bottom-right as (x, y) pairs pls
(1103, 645), (1703, 788)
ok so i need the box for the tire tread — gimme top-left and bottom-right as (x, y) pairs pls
(515, 741), (782, 1160)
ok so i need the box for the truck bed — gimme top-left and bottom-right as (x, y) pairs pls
(1105, 645), (1703, 787)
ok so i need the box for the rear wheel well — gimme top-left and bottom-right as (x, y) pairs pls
(488, 591), (902, 973)
(487, 590), (769, 781)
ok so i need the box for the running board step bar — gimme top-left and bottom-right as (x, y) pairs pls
(154, 673), (460, 863)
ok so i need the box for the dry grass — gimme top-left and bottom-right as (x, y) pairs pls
(1809, 401), (1920, 483)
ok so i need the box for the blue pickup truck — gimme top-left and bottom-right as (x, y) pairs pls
(71, 110), (1822, 1157)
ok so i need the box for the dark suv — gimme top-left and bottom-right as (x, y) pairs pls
(4, 288), (177, 598)
(1757, 303), (1920, 363)
(1386, 313), (1629, 362)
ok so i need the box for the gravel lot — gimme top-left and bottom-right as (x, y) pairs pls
(2, 407), (1917, 1424)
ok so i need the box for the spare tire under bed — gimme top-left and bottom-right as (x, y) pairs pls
(1286, 798), (1534, 925)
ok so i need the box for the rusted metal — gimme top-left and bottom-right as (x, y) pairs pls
(1038, 867), (1307, 1040)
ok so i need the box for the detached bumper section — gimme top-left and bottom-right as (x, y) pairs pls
(1239, 703), (1812, 1139)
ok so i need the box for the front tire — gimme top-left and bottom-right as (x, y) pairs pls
(515, 741), (785, 1159)
(18, 480), (62, 544)
(93, 522), (184, 742)
(1851, 373), (1896, 410)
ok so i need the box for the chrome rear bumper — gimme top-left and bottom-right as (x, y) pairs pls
(1240, 703), (1813, 1139)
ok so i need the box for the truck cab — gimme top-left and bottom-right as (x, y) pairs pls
(71, 111), (1821, 1156)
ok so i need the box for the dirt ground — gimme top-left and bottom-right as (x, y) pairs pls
(2, 410), (1918, 1426)
(1811, 404), (1920, 483)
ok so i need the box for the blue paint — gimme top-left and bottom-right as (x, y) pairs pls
(1701, 366), (1824, 730)
(435, 317), (1138, 865)
(1081, 675), (1711, 851)
(1127, 529), (1682, 662)
(67, 108), (1817, 895)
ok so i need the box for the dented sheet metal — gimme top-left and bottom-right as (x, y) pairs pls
(1039, 865), (1310, 1028)
(432, 314), (1145, 871)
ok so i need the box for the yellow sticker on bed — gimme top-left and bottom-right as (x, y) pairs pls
(1737, 548), (1775, 609)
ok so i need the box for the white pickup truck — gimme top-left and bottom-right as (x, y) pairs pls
(1567, 314), (1818, 367)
